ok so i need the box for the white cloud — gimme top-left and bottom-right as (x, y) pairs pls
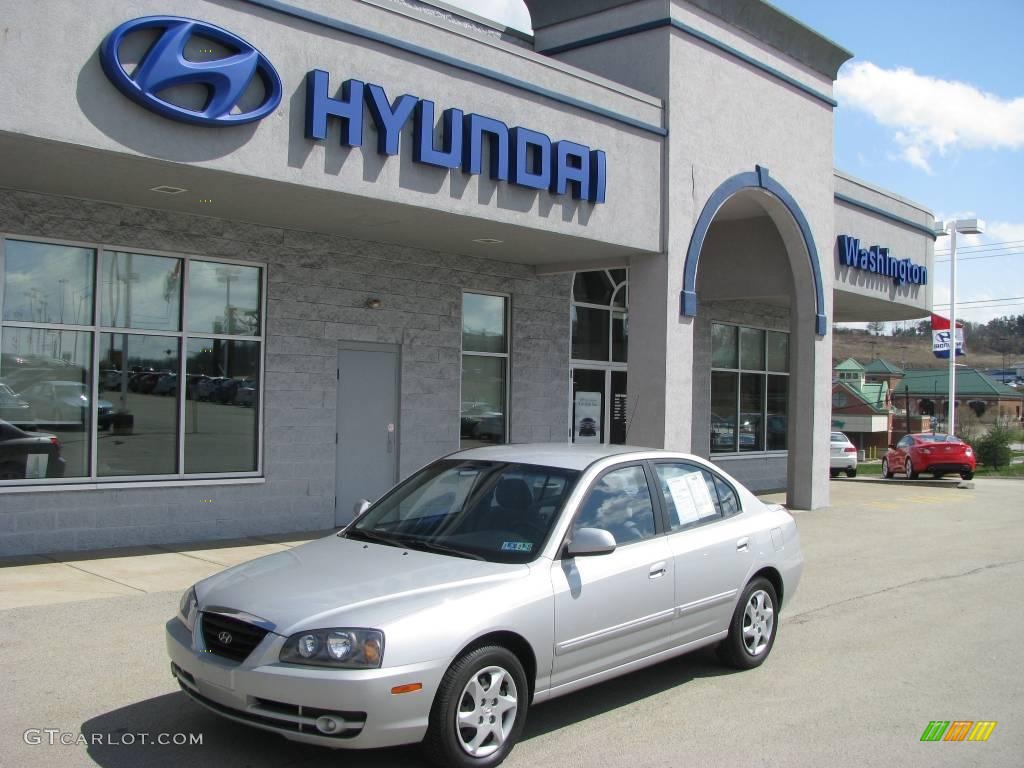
(835, 61), (1024, 171)
(445, 0), (532, 32)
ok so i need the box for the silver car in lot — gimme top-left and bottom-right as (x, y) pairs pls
(167, 444), (802, 767)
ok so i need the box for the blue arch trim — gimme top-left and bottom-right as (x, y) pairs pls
(680, 165), (827, 336)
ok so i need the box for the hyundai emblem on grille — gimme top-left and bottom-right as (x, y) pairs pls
(218, 631), (233, 645)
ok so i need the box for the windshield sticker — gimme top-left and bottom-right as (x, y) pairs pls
(501, 541), (533, 552)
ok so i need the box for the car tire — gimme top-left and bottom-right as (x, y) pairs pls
(846, 468), (857, 478)
(829, 469), (838, 478)
(717, 577), (779, 671)
(905, 458), (919, 480)
(423, 645), (528, 768)
(961, 471), (974, 480)
(882, 459), (893, 479)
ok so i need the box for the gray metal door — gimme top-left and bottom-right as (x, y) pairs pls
(336, 345), (399, 525)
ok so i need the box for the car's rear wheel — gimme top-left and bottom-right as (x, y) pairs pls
(905, 458), (919, 480)
(829, 469), (838, 478)
(882, 458), (893, 479)
(961, 470), (974, 480)
(846, 468), (857, 478)
(423, 645), (528, 768)
(717, 577), (778, 670)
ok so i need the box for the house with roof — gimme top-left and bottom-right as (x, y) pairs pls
(901, 368), (1023, 425)
(831, 358), (925, 452)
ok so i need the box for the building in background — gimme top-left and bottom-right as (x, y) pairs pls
(0, 0), (937, 555)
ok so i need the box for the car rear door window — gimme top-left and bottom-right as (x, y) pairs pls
(653, 463), (725, 531)
(572, 465), (656, 545)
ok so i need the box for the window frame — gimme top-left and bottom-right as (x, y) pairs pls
(710, 321), (790, 457)
(459, 290), (511, 449)
(0, 233), (267, 487)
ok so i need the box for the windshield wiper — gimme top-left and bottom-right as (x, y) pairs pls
(409, 538), (487, 561)
(344, 527), (409, 549)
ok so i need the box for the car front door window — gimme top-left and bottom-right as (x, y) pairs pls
(571, 465), (656, 544)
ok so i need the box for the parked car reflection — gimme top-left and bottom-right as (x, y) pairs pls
(0, 419), (65, 479)
(21, 381), (114, 430)
(0, 382), (36, 431)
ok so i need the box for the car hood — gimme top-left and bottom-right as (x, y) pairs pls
(196, 534), (529, 636)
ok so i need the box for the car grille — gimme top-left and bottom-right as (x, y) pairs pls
(200, 612), (269, 662)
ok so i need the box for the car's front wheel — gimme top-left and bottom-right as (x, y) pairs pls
(423, 645), (528, 768)
(718, 577), (778, 670)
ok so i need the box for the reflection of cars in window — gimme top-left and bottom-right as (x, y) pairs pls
(460, 403), (503, 440)
(168, 445), (801, 767)
(21, 381), (113, 430)
(0, 383), (36, 431)
(577, 417), (597, 437)
(0, 419), (65, 480)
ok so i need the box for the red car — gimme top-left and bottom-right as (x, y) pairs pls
(883, 433), (975, 480)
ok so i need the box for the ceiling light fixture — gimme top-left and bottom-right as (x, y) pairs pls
(472, 238), (503, 245)
(149, 185), (188, 195)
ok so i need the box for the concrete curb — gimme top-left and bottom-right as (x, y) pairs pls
(833, 476), (970, 489)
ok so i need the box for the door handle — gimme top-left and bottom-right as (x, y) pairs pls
(649, 562), (667, 579)
(736, 537), (750, 551)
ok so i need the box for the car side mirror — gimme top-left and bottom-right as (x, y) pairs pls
(352, 499), (371, 517)
(564, 527), (616, 557)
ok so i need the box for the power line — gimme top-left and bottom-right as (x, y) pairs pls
(934, 238), (1024, 255)
(935, 249), (1024, 264)
(932, 296), (1024, 306)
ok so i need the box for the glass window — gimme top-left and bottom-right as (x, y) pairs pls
(1, 328), (94, 478)
(184, 338), (259, 474)
(573, 465), (656, 544)
(611, 311), (627, 363)
(766, 331), (789, 372)
(186, 260), (261, 336)
(766, 375), (788, 451)
(3, 240), (94, 325)
(101, 252), (182, 331)
(713, 475), (741, 516)
(460, 293), (508, 450)
(572, 306), (610, 361)
(711, 323), (737, 368)
(460, 356), (506, 448)
(739, 374), (764, 452)
(98, 334), (179, 476)
(711, 324), (788, 454)
(573, 270), (613, 304)
(710, 371), (737, 453)
(462, 293), (507, 354)
(739, 327), (765, 370)
(653, 463), (722, 531)
(1, 238), (263, 485)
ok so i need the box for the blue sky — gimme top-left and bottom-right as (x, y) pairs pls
(444, 1), (1024, 325)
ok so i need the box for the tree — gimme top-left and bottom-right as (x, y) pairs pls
(866, 320), (886, 336)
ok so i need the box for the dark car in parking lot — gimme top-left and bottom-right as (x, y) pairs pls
(0, 419), (65, 480)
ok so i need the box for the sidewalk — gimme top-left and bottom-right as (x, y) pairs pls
(0, 530), (334, 611)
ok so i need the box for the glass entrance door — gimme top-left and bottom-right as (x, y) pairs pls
(572, 368), (628, 444)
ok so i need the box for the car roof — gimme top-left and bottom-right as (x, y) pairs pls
(450, 443), (688, 471)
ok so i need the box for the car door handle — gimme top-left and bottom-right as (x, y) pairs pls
(736, 537), (750, 551)
(649, 562), (667, 579)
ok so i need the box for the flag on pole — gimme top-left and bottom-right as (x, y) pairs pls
(931, 313), (964, 359)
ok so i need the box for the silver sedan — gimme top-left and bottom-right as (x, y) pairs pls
(166, 444), (802, 767)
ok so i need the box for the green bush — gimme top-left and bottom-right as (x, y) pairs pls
(975, 424), (1013, 469)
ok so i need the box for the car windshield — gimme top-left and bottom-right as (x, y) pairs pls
(347, 459), (580, 563)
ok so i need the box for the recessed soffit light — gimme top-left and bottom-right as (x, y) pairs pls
(149, 185), (188, 195)
(472, 238), (503, 245)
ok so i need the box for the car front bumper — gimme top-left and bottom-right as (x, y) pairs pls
(165, 618), (448, 749)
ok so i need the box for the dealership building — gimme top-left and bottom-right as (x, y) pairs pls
(0, 0), (937, 555)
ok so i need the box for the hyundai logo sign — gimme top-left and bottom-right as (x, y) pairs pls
(100, 16), (282, 126)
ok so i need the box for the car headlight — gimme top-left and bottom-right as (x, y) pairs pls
(280, 628), (384, 668)
(178, 586), (198, 632)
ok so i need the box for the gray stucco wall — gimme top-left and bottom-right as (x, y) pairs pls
(0, 188), (570, 555)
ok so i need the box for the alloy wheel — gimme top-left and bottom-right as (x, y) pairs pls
(455, 665), (518, 758)
(742, 589), (775, 656)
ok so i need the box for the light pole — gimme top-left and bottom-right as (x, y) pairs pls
(933, 218), (985, 436)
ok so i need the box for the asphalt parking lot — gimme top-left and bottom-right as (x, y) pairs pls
(3, 479), (1022, 767)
